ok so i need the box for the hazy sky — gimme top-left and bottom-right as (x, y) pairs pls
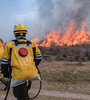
(0, 0), (38, 42)
(0, 0), (90, 42)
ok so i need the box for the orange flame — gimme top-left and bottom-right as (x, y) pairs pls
(31, 22), (90, 47)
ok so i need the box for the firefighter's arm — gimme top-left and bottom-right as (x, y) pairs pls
(34, 44), (42, 66)
(0, 42), (4, 60)
(1, 43), (10, 78)
(1, 63), (10, 78)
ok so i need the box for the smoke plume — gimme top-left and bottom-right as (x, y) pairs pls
(37, 0), (90, 36)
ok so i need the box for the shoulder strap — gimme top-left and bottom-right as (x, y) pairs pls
(10, 40), (18, 59)
(26, 40), (31, 46)
(12, 40), (19, 46)
(32, 47), (36, 61)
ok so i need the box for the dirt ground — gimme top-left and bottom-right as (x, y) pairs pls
(0, 61), (90, 100)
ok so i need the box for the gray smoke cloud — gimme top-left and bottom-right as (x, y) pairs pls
(37, 0), (54, 32)
(36, 0), (90, 36)
(71, 0), (90, 28)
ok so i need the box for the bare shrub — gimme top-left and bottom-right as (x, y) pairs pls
(39, 44), (90, 61)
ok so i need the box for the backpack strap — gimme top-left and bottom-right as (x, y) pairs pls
(26, 40), (31, 46)
(12, 40), (19, 46)
(32, 47), (36, 61)
(9, 40), (18, 59)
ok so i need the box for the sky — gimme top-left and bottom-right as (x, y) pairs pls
(0, 0), (38, 42)
(0, 0), (90, 42)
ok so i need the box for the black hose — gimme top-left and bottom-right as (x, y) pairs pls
(29, 67), (42, 100)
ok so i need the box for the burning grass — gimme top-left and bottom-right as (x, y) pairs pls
(32, 22), (90, 47)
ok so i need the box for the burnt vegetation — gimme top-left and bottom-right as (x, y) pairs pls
(39, 44), (90, 62)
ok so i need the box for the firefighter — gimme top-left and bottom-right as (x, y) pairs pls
(0, 38), (9, 89)
(1, 24), (42, 100)
(0, 38), (4, 82)
(0, 38), (4, 60)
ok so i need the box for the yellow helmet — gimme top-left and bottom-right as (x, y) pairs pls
(13, 24), (28, 35)
(0, 38), (3, 43)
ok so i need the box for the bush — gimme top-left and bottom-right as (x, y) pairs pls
(39, 44), (90, 61)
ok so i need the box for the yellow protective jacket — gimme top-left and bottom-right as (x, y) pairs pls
(1, 39), (42, 87)
(0, 42), (4, 60)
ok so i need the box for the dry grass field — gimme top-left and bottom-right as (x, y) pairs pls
(40, 61), (90, 94)
(0, 60), (90, 100)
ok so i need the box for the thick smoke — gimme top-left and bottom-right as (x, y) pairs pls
(37, 0), (90, 35)
(37, 0), (54, 34)
(72, 0), (90, 28)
